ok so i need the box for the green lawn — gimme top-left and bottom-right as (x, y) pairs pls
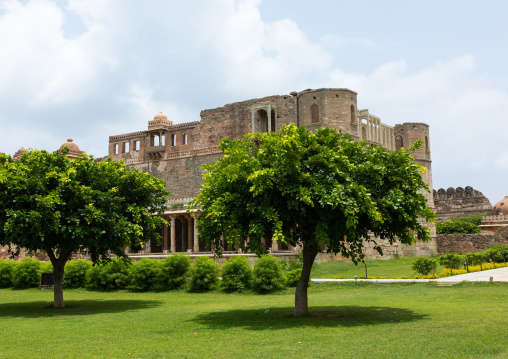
(1, 283), (507, 358)
(311, 257), (444, 278)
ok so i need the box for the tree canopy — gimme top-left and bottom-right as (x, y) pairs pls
(0, 149), (169, 307)
(190, 124), (435, 315)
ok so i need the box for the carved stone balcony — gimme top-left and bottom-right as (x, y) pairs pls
(146, 145), (165, 153)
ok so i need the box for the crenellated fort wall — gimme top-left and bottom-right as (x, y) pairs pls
(433, 186), (492, 222)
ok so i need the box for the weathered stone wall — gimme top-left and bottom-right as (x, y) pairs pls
(436, 227), (508, 254)
(433, 186), (492, 222)
(105, 88), (436, 258)
(297, 88), (358, 135)
(131, 152), (223, 200)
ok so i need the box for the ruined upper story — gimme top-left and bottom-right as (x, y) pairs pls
(107, 88), (423, 164)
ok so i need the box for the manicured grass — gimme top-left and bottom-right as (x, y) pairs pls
(1, 283), (507, 358)
(311, 257), (444, 278)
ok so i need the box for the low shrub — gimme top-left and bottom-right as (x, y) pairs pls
(221, 256), (252, 292)
(251, 255), (285, 294)
(436, 221), (480, 234)
(85, 257), (132, 291)
(0, 259), (19, 288)
(12, 258), (43, 289)
(189, 256), (218, 292)
(63, 260), (92, 288)
(159, 254), (191, 290)
(129, 258), (161, 291)
(440, 268), (467, 277)
(356, 276), (386, 279)
(411, 257), (437, 276)
(286, 251), (304, 271)
(438, 253), (462, 272)
(482, 245), (508, 264)
(285, 268), (302, 287)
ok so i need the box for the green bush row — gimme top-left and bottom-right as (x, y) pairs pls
(412, 245), (508, 276)
(0, 255), (303, 293)
(436, 221), (481, 234)
(450, 212), (491, 226)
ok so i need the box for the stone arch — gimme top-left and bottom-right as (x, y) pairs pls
(271, 109), (276, 132)
(395, 135), (403, 150)
(255, 109), (269, 132)
(311, 104), (319, 123)
(350, 105), (356, 124)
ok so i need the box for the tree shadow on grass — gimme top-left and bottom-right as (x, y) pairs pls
(189, 305), (428, 331)
(0, 299), (163, 318)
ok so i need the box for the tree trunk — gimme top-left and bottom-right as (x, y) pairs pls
(53, 262), (65, 308)
(46, 248), (73, 309)
(294, 240), (318, 316)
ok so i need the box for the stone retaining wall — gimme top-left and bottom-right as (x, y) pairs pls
(436, 227), (508, 254)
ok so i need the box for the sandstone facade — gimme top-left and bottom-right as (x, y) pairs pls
(106, 88), (437, 259)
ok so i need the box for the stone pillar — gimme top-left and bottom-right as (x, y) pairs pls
(187, 216), (193, 251)
(163, 219), (169, 251)
(251, 108), (255, 132)
(193, 215), (199, 252)
(272, 239), (279, 252)
(181, 217), (186, 251)
(170, 215), (176, 253)
(267, 104), (272, 132)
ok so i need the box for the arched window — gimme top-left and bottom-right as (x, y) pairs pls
(395, 135), (403, 150)
(350, 105), (356, 124)
(311, 104), (319, 123)
(255, 109), (269, 132)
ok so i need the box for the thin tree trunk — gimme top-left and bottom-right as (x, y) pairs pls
(294, 240), (318, 316)
(46, 248), (73, 309)
(53, 262), (65, 308)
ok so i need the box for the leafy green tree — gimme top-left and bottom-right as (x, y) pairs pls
(190, 124), (435, 315)
(0, 149), (168, 308)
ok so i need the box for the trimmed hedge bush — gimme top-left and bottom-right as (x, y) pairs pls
(436, 221), (480, 234)
(63, 260), (92, 288)
(221, 256), (252, 292)
(189, 256), (218, 292)
(86, 258), (132, 291)
(411, 257), (437, 276)
(450, 212), (490, 226)
(129, 258), (161, 291)
(285, 268), (302, 287)
(252, 255), (285, 294)
(0, 259), (19, 288)
(159, 254), (191, 290)
(12, 258), (43, 289)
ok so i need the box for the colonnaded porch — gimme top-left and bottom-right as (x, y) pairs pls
(137, 209), (297, 256)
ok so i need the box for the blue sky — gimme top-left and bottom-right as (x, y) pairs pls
(1, 0), (507, 203)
